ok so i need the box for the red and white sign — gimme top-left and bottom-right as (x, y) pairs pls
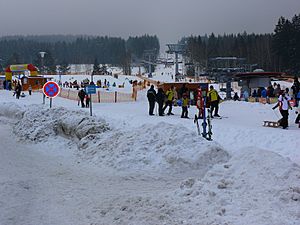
(43, 81), (60, 98)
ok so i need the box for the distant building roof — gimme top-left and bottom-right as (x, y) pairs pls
(233, 72), (288, 78)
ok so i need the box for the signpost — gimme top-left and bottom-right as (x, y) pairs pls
(42, 81), (60, 108)
(85, 85), (96, 116)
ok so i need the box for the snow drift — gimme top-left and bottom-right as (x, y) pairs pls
(77, 122), (229, 172)
(174, 148), (300, 225)
(1, 103), (229, 172)
(97, 149), (300, 225)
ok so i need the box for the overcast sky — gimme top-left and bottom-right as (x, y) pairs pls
(0, 0), (299, 48)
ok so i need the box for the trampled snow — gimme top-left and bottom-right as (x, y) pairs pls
(0, 80), (299, 225)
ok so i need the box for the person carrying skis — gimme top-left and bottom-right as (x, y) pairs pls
(208, 85), (221, 117)
(147, 85), (156, 115)
(181, 93), (189, 118)
(196, 87), (204, 119)
(156, 88), (165, 116)
(272, 91), (291, 129)
(78, 89), (86, 108)
(163, 86), (175, 115)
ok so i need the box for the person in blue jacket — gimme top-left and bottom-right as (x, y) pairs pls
(261, 87), (267, 98)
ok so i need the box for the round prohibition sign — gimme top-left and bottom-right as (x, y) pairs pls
(43, 81), (60, 98)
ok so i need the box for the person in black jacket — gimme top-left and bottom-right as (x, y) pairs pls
(156, 88), (165, 116)
(78, 89), (86, 108)
(147, 85), (156, 115)
(179, 83), (188, 99)
(15, 83), (22, 99)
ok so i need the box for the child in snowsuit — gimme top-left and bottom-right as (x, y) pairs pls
(28, 85), (32, 95)
(181, 93), (189, 118)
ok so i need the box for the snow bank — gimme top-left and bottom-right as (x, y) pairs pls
(3, 103), (110, 143)
(96, 149), (300, 225)
(174, 148), (300, 225)
(0, 103), (229, 173)
(77, 122), (230, 172)
(0, 102), (25, 120)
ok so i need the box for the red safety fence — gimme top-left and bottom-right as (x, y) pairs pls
(244, 97), (296, 106)
(58, 88), (136, 103)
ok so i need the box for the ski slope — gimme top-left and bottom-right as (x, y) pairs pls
(0, 80), (299, 224)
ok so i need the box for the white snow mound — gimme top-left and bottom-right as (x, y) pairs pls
(77, 122), (230, 172)
(0, 103), (229, 172)
(0, 102), (25, 119)
(8, 104), (110, 142)
(175, 148), (300, 225)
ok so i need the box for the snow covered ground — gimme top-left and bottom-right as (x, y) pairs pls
(0, 83), (299, 225)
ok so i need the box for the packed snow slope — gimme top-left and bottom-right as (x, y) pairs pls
(0, 90), (299, 225)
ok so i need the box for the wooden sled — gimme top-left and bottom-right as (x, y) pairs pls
(263, 121), (280, 128)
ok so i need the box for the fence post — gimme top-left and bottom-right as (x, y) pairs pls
(98, 91), (100, 103)
(115, 91), (117, 103)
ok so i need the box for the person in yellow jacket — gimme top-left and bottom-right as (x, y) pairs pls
(163, 86), (175, 115)
(181, 93), (189, 118)
(208, 85), (221, 117)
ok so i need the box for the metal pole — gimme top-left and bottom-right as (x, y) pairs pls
(226, 78), (231, 99)
(148, 54), (151, 76)
(50, 98), (52, 108)
(90, 94), (92, 116)
(175, 52), (179, 76)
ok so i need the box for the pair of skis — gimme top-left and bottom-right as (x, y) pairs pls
(194, 109), (212, 141)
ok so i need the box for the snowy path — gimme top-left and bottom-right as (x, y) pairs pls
(0, 122), (179, 225)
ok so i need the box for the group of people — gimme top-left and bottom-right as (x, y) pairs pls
(77, 89), (90, 108)
(147, 85), (188, 118)
(147, 84), (221, 119)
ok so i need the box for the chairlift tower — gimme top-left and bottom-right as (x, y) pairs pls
(166, 44), (185, 81)
(143, 49), (157, 75)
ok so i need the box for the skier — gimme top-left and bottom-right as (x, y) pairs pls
(291, 77), (299, 106)
(196, 87), (204, 119)
(156, 88), (165, 116)
(181, 93), (189, 118)
(28, 85), (32, 95)
(233, 92), (239, 101)
(147, 85), (156, 115)
(272, 91), (291, 129)
(15, 83), (22, 99)
(78, 89), (86, 108)
(207, 85), (221, 117)
(163, 86), (175, 115)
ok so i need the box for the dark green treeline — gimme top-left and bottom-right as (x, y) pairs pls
(185, 13), (300, 74)
(0, 34), (160, 68)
